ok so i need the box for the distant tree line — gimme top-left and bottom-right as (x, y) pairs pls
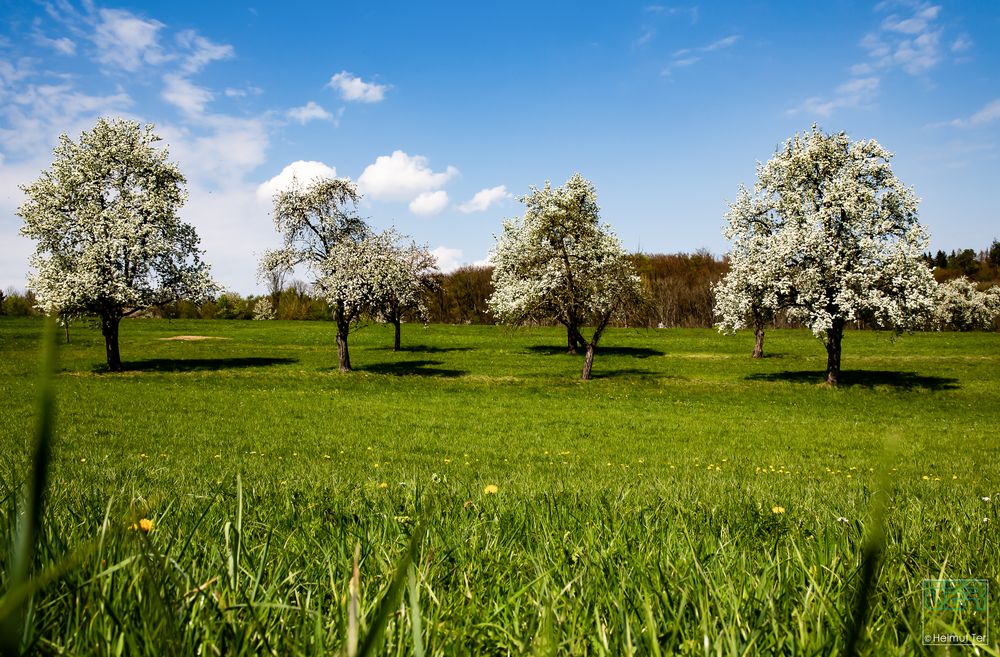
(5, 242), (998, 331)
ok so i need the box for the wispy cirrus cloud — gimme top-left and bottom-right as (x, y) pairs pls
(661, 34), (740, 76)
(789, 2), (959, 118)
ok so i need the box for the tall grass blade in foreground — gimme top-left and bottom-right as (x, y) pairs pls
(356, 526), (425, 657)
(0, 318), (57, 656)
(843, 465), (890, 655)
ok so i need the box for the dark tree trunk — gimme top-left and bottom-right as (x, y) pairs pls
(752, 323), (765, 359)
(102, 313), (122, 372)
(825, 317), (844, 386)
(580, 318), (609, 381)
(392, 319), (401, 352)
(336, 320), (351, 372)
(566, 323), (578, 355)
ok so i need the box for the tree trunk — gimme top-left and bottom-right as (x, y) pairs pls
(392, 319), (401, 352)
(752, 324), (765, 359)
(825, 318), (844, 386)
(580, 318), (609, 381)
(565, 324), (578, 355)
(581, 343), (596, 380)
(336, 320), (351, 372)
(102, 314), (122, 372)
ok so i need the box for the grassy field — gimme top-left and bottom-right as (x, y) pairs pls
(0, 317), (998, 655)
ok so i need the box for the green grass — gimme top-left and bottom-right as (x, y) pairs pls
(1, 317), (998, 655)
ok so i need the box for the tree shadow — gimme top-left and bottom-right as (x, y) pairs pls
(100, 357), (298, 373)
(589, 368), (664, 380)
(526, 345), (665, 358)
(375, 345), (473, 353)
(359, 360), (466, 378)
(745, 369), (960, 391)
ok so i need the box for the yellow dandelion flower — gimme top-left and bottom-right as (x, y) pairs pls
(377, 482), (388, 489)
(922, 475), (929, 480)
(129, 518), (154, 533)
(771, 506), (785, 515)
(483, 484), (499, 494)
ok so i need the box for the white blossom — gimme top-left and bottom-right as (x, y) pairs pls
(932, 276), (1000, 331)
(715, 126), (937, 384)
(488, 173), (645, 379)
(18, 117), (217, 370)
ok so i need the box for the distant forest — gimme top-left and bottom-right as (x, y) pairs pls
(3, 241), (999, 330)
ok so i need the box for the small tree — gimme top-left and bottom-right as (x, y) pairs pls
(714, 198), (785, 358)
(314, 228), (409, 370)
(374, 233), (438, 351)
(932, 277), (1000, 331)
(260, 176), (370, 371)
(18, 118), (216, 371)
(716, 126), (937, 385)
(488, 174), (645, 380)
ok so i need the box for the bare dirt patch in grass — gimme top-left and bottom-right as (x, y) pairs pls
(158, 335), (231, 341)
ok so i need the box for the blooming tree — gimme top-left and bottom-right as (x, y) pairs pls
(716, 126), (937, 385)
(259, 176), (376, 371)
(371, 232), (438, 351)
(932, 277), (1000, 331)
(713, 211), (783, 358)
(488, 174), (645, 380)
(314, 228), (416, 370)
(18, 118), (216, 371)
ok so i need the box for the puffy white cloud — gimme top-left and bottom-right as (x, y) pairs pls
(458, 185), (512, 213)
(409, 190), (449, 216)
(256, 160), (339, 201)
(286, 101), (333, 124)
(357, 150), (458, 202)
(327, 71), (388, 103)
(431, 246), (465, 273)
(162, 74), (213, 116)
(93, 8), (168, 71)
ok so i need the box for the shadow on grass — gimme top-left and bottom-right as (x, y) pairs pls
(100, 357), (297, 373)
(589, 368), (664, 380)
(526, 345), (665, 358)
(746, 369), (960, 391)
(375, 345), (473, 353)
(359, 360), (465, 377)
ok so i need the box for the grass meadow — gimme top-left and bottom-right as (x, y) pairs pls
(0, 317), (998, 655)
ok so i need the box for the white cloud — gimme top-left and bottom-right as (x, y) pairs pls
(162, 74), (213, 116)
(951, 34), (972, 53)
(224, 86), (262, 98)
(256, 160), (339, 201)
(176, 30), (234, 74)
(287, 101), (333, 124)
(34, 31), (76, 55)
(409, 190), (449, 216)
(93, 8), (168, 71)
(881, 5), (940, 35)
(357, 150), (458, 202)
(788, 77), (880, 117)
(327, 71), (388, 103)
(458, 185), (512, 213)
(431, 246), (465, 273)
(946, 99), (1000, 128)
(663, 34), (739, 75)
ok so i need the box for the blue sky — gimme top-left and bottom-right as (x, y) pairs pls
(1, 1), (998, 294)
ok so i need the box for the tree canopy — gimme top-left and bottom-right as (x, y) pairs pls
(715, 126), (937, 385)
(18, 117), (216, 370)
(488, 173), (645, 380)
